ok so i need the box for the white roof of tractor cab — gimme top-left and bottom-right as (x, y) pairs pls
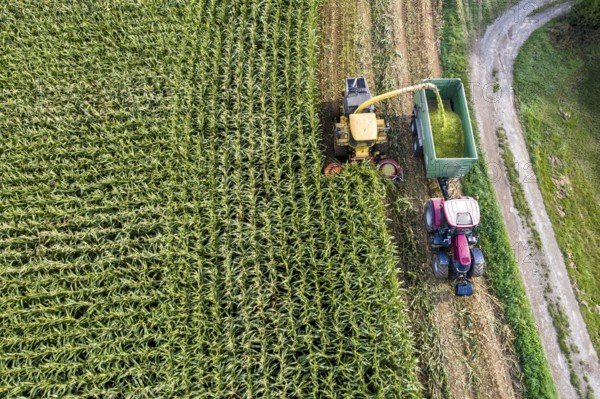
(444, 197), (480, 228)
(349, 113), (378, 141)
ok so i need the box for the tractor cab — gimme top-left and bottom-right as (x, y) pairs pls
(426, 197), (480, 247)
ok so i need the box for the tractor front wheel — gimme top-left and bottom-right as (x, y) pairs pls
(433, 251), (449, 279)
(470, 262), (484, 278)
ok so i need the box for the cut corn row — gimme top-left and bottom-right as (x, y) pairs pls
(0, 1), (420, 397)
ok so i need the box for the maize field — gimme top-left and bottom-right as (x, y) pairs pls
(0, 1), (421, 397)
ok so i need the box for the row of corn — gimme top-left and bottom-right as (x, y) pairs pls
(0, 0), (421, 397)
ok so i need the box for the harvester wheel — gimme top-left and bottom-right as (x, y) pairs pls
(413, 136), (423, 157)
(424, 201), (436, 233)
(433, 252), (449, 279)
(334, 143), (348, 157)
(377, 159), (402, 181)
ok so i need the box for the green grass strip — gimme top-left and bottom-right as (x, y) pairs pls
(514, 18), (600, 357)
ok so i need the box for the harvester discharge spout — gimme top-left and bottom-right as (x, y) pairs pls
(353, 83), (439, 114)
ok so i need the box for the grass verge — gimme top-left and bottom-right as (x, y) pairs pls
(514, 17), (600, 357)
(442, 1), (558, 398)
(528, 0), (569, 17)
(458, 0), (519, 37)
(496, 127), (543, 249)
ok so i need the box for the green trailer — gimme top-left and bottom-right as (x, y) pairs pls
(410, 78), (477, 179)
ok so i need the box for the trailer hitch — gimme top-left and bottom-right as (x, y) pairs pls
(438, 177), (451, 201)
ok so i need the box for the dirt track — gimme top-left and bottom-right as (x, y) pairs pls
(470, 1), (600, 397)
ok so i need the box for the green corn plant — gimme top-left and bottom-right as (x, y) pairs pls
(0, 0), (423, 397)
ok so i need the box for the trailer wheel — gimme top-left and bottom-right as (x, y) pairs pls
(410, 117), (418, 137)
(424, 201), (436, 233)
(413, 136), (423, 157)
(469, 248), (485, 278)
(433, 251), (449, 279)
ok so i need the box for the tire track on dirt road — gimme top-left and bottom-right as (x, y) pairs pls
(470, 2), (600, 398)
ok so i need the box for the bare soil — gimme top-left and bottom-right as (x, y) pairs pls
(470, 1), (600, 398)
(319, 1), (523, 397)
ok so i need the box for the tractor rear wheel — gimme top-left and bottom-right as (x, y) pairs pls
(424, 201), (436, 233)
(433, 252), (449, 279)
(413, 136), (423, 157)
(470, 262), (484, 278)
(469, 248), (485, 278)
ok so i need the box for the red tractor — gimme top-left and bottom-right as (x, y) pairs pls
(424, 192), (484, 296)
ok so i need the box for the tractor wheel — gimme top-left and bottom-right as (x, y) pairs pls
(433, 252), (449, 279)
(410, 117), (418, 137)
(334, 143), (348, 157)
(470, 262), (484, 278)
(413, 136), (423, 157)
(469, 248), (485, 277)
(424, 201), (436, 233)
